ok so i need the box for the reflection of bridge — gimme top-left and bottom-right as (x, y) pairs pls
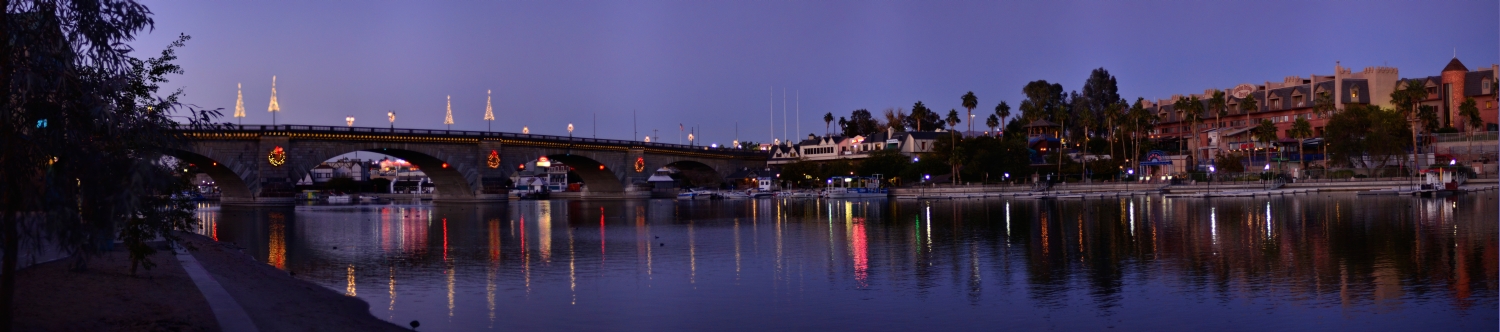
(174, 125), (766, 204)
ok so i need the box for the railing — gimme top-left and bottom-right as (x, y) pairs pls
(177, 124), (767, 157)
(1431, 131), (1498, 143)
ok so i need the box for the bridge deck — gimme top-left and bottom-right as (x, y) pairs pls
(177, 124), (765, 158)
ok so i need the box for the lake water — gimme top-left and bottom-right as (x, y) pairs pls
(195, 193), (1498, 331)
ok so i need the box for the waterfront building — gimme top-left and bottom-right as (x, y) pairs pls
(767, 128), (945, 165)
(1146, 58), (1497, 171)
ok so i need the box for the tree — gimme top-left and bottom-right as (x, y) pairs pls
(961, 91), (977, 134)
(1207, 90), (1228, 160)
(994, 101), (1011, 135)
(1288, 117), (1313, 173)
(1020, 80), (1063, 122)
(856, 149), (911, 184)
(945, 109), (962, 183)
(822, 112), (833, 136)
(905, 101), (943, 132)
(1391, 80), (1428, 168)
(1082, 68), (1120, 138)
(1325, 104), (1411, 171)
(1105, 99), (1126, 162)
(0, 3), (216, 326)
(1459, 97), (1482, 161)
(1253, 119), (1278, 172)
(985, 114), (1000, 135)
(1238, 94), (1258, 157)
(1311, 91), (1336, 168)
(881, 108), (906, 132)
(842, 109), (879, 137)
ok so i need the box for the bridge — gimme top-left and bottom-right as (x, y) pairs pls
(173, 124), (767, 204)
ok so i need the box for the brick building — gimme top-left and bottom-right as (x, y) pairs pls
(1147, 58), (1497, 168)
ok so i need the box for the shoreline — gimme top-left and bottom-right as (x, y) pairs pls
(13, 233), (405, 331)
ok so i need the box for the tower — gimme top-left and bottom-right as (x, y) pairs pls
(234, 83), (245, 125)
(444, 95), (455, 130)
(267, 76), (281, 125)
(483, 90), (495, 131)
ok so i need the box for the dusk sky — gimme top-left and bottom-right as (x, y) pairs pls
(131, 1), (1497, 145)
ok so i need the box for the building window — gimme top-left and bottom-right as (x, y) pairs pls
(1485, 79), (1493, 94)
(1293, 95), (1304, 106)
(1350, 87), (1359, 101)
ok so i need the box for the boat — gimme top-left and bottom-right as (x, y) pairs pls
(359, 195), (381, 203)
(326, 193), (352, 203)
(720, 191), (750, 199)
(823, 175), (889, 198)
(677, 188), (718, 200)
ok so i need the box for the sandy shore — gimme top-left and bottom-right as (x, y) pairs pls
(13, 234), (405, 331)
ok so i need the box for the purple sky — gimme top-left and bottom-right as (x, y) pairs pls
(131, 1), (1497, 145)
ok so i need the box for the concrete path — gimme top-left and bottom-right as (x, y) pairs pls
(175, 247), (260, 332)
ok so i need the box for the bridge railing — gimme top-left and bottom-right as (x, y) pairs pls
(182, 124), (767, 157)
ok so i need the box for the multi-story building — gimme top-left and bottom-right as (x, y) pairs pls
(1148, 58), (1497, 168)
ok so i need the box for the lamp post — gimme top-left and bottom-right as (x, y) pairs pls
(688, 133), (695, 147)
(346, 116), (354, 127)
(523, 126), (529, 135)
(387, 111), (395, 129)
(1207, 165), (1216, 197)
(568, 123), (574, 139)
(1126, 168), (1134, 192)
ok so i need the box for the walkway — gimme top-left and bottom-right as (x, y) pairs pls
(175, 246), (260, 332)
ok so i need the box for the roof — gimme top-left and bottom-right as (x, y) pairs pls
(904, 131), (944, 140)
(1465, 70), (1495, 97)
(1025, 119), (1058, 128)
(1219, 126), (1255, 137)
(1442, 58), (1469, 72)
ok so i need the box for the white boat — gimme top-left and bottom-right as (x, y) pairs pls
(326, 194), (352, 203)
(720, 191), (750, 199)
(824, 175), (889, 198)
(677, 188), (716, 200)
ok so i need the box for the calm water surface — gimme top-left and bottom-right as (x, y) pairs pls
(196, 193), (1498, 331)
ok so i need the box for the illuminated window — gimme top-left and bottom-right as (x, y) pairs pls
(1350, 87), (1359, 100)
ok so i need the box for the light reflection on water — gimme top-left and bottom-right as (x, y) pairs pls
(195, 193), (1498, 331)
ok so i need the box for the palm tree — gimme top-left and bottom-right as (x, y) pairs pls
(1182, 96), (1203, 170)
(1311, 92), (1335, 169)
(985, 114), (1000, 136)
(995, 101), (1011, 135)
(1289, 117), (1313, 174)
(1254, 119), (1278, 172)
(1105, 100), (1125, 162)
(823, 112), (834, 136)
(1459, 97), (1482, 162)
(1208, 90), (1228, 161)
(945, 109), (962, 184)
(1393, 80), (1427, 169)
(962, 91), (978, 135)
(1172, 98), (1191, 161)
(1238, 94), (1258, 157)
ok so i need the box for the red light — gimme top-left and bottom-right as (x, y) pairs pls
(598, 165), (605, 170)
(442, 163), (448, 168)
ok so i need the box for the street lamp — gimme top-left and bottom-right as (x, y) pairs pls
(387, 111), (395, 129)
(1208, 165), (1216, 196)
(523, 126), (529, 135)
(346, 116), (354, 127)
(568, 123), (574, 139)
(1126, 168), (1134, 192)
(688, 133), (695, 146)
